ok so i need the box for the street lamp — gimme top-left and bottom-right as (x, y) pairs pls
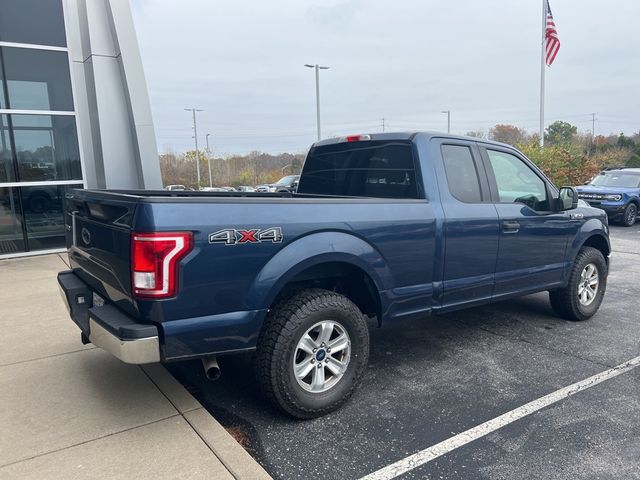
(205, 133), (212, 188)
(304, 64), (330, 141)
(185, 108), (203, 189)
(441, 110), (451, 134)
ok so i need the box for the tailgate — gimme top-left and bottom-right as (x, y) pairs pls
(64, 189), (138, 316)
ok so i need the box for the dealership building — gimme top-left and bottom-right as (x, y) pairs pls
(0, 0), (160, 258)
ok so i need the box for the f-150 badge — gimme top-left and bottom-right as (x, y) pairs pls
(209, 227), (283, 245)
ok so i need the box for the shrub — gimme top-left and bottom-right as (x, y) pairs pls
(517, 143), (631, 187)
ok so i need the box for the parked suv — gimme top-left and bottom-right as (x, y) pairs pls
(576, 168), (640, 226)
(256, 175), (300, 193)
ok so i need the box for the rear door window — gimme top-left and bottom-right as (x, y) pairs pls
(297, 141), (419, 198)
(441, 144), (483, 203)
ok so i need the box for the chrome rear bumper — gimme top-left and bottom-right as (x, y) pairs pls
(88, 317), (160, 364)
(58, 271), (160, 364)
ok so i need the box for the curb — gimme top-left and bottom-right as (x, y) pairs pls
(141, 364), (271, 480)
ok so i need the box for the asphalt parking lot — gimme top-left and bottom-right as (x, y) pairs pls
(169, 225), (640, 480)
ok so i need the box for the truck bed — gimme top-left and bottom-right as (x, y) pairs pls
(63, 186), (435, 360)
(81, 189), (419, 203)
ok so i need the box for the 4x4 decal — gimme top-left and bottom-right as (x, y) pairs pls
(209, 227), (283, 245)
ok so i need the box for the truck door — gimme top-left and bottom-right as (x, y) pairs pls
(478, 146), (572, 299)
(431, 139), (500, 310)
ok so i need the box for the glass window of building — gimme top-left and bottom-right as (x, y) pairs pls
(0, 186), (25, 254)
(0, 0), (85, 257)
(22, 184), (82, 251)
(0, 0), (67, 47)
(12, 114), (81, 182)
(0, 115), (14, 183)
(1, 47), (74, 111)
(0, 57), (5, 109)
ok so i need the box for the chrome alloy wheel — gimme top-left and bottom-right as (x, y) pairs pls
(577, 263), (599, 306)
(293, 320), (351, 393)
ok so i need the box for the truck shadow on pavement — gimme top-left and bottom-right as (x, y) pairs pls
(168, 291), (600, 464)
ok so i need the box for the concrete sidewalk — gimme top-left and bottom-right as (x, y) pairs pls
(0, 254), (270, 480)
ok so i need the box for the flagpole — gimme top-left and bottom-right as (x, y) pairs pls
(539, 0), (547, 147)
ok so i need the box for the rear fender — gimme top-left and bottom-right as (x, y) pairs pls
(246, 231), (391, 312)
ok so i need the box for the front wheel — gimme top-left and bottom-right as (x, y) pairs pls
(549, 247), (607, 321)
(255, 289), (369, 419)
(622, 203), (637, 227)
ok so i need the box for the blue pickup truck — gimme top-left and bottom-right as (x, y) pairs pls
(58, 132), (610, 418)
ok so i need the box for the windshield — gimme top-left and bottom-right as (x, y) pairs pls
(590, 172), (640, 188)
(275, 175), (298, 185)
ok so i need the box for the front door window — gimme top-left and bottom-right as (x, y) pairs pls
(486, 150), (549, 211)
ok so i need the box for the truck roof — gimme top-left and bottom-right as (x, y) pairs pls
(312, 131), (514, 149)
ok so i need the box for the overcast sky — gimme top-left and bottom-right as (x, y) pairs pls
(131, 0), (640, 155)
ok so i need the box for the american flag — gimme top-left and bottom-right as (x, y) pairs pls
(545, 1), (560, 66)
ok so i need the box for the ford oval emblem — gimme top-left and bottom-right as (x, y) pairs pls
(81, 227), (91, 245)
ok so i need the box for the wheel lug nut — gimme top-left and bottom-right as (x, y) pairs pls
(327, 348), (331, 353)
(311, 359), (315, 364)
(317, 364), (322, 368)
(325, 359), (329, 363)
(313, 348), (317, 353)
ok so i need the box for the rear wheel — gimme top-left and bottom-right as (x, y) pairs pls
(622, 203), (637, 227)
(549, 247), (607, 321)
(255, 289), (369, 419)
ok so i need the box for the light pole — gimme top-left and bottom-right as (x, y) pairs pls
(185, 108), (203, 189)
(304, 64), (329, 141)
(441, 110), (451, 134)
(205, 133), (212, 188)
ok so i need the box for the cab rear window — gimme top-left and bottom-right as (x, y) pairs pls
(297, 141), (419, 198)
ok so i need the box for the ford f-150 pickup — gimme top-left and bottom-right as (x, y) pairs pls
(58, 132), (610, 418)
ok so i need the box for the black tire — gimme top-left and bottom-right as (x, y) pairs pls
(549, 247), (607, 321)
(622, 203), (637, 227)
(255, 288), (369, 419)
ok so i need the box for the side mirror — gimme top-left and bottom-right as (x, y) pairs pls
(557, 186), (578, 211)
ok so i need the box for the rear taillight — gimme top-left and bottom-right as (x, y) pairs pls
(131, 232), (193, 299)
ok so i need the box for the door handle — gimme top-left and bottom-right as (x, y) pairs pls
(503, 221), (520, 233)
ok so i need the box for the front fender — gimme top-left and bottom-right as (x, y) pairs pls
(246, 231), (392, 311)
(567, 217), (610, 268)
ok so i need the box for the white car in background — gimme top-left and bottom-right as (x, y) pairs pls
(163, 184), (186, 191)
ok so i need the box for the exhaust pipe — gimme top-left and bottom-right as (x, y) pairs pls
(202, 356), (221, 381)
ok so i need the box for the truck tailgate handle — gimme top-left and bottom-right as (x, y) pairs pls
(503, 221), (520, 233)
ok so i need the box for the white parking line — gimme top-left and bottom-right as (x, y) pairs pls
(360, 355), (640, 480)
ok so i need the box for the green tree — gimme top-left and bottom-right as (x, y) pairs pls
(616, 133), (635, 149)
(627, 154), (640, 168)
(545, 121), (577, 145)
